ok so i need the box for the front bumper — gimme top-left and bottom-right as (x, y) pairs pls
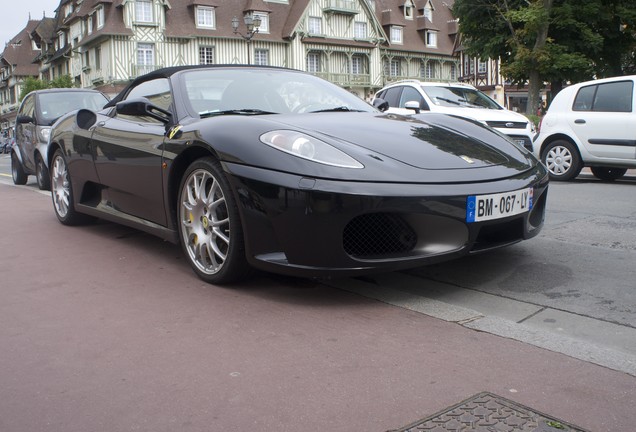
(225, 162), (549, 278)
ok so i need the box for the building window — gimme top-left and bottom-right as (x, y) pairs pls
(196, 7), (215, 28)
(463, 57), (474, 75)
(96, 6), (104, 29)
(478, 59), (487, 73)
(307, 52), (321, 73)
(254, 12), (269, 33)
(199, 46), (215, 65)
(354, 22), (367, 39)
(95, 46), (101, 70)
(425, 62), (437, 79)
(308, 17), (322, 35)
(87, 16), (93, 34)
(426, 31), (437, 47)
(254, 49), (269, 66)
(135, 0), (153, 23)
(84, 51), (91, 69)
(424, 3), (433, 21)
(137, 43), (155, 75)
(351, 56), (364, 75)
(58, 32), (65, 48)
(404, 1), (414, 20)
(390, 26), (403, 44)
(385, 59), (400, 77)
(450, 63), (457, 80)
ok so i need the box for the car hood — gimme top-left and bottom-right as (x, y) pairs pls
(271, 112), (533, 171)
(427, 106), (530, 125)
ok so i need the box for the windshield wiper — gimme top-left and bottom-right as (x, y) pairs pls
(307, 106), (363, 113)
(199, 109), (276, 118)
(434, 97), (463, 106)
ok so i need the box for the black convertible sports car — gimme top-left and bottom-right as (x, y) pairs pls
(47, 65), (548, 284)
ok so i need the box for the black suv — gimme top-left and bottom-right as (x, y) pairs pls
(12, 88), (109, 189)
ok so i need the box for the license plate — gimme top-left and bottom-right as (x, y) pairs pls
(466, 187), (533, 222)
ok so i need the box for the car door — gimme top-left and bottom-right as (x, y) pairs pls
(91, 78), (172, 226)
(569, 79), (636, 160)
(15, 93), (37, 171)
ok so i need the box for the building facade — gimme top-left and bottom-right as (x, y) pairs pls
(1, 0), (460, 136)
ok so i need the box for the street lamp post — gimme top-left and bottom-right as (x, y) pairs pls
(231, 13), (262, 65)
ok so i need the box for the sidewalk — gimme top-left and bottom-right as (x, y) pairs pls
(1, 181), (635, 432)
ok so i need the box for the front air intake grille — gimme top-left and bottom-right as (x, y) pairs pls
(343, 213), (417, 258)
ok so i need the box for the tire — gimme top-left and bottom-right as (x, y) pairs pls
(541, 140), (582, 181)
(11, 151), (28, 185)
(590, 167), (627, 182)
(50, 149), (93, 225)
(36, 154), (51, 190)
(177, 157), (250, 284)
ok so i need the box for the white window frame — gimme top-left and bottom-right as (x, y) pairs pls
(478, 59), (488, 74)
(351, 56), (364, 75)
(135, 0), (153, 23)
(390, 59), (400, 77)
(254, 49), (269, 66)
(424, 4), (433, 21)
(196, 6), (216, 28)
(308, 16), (322, 35)
(404, 1), (414, 20)
(390, 26), (403, 44)
(354, 21), (367, 39)
(254, 12), (269, 33)
(96, 6), (104, 29)
(199, 46), (215, 65)
(87, 16), (93, 34)
(307, 52), (321, 73)
(58, 32), (65, 48)
(450, 64), (457, 80)
(137, 43), (155, 75)
(426, 31), (437, 48)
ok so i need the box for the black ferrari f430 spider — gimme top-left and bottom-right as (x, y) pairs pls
(47, 65), (548, 284)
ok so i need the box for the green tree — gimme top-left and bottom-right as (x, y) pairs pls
(19, 75), (75, 102)
(453, 0), (636, 114)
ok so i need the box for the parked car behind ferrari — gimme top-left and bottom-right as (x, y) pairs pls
(12, 88), (109, 190)
(47, 65), (549, 284)
(533, 75), (636, 181)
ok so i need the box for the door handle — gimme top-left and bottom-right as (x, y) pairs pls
(574, 119), (586, 124)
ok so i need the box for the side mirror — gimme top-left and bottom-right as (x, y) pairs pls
(373, 98), (389, 112)
(16, 114), (34, 124)
(404, 101), (421, 114)
(77, 109), (97, 130)
(116, 97), (172, 124)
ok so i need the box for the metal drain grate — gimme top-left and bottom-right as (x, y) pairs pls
(388, 392), (589, 432)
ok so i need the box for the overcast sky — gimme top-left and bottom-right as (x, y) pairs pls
(1, 0), (58, 49)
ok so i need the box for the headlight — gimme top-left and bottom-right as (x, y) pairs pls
(39, 127), (51, 143)
(260, 130), (363, 168)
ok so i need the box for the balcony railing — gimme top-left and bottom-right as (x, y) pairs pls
(132, 64), (163, 78)
(323, 0), (358, 15)
(313, 72), (371, 87)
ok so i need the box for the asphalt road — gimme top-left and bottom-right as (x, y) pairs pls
(1, 153), (635, 431)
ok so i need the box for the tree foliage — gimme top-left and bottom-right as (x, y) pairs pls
(453, 0), (636, 114)
(19, 75), (75, 102)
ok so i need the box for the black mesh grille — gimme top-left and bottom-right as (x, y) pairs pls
(343, 213), (417, 258)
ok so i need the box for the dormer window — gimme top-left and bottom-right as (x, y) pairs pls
(58, 32), (66, 48)
(391, 26), (403, 44)
(253, 12), (269, 33)
(135, 0), (153, 23)
(404, 0), (414, 20)
(96, 6), (104, 29)
(88, 16), (93, 34)
(196, 6), (216, 28)
(424, 3), (433, 21)
(426, 31), (437, 47)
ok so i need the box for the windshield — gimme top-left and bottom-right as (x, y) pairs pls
(180, 68), (376, 116)
(422, 86), (502, 110)
(39, 91), (109, 125)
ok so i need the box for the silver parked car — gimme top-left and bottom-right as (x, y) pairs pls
(12, 88), (109, 190)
